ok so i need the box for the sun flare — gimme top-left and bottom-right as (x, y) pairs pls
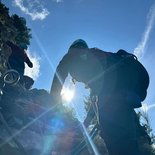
(61, 87), (75, 102)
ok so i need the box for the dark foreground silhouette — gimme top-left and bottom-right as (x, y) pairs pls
(0, 39), (153, 154)
(50, 39), (150, 155)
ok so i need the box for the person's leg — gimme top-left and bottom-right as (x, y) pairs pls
(98, 96), (139, 155)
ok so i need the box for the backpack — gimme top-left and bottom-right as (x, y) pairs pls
(90, 48), (149, 108)
(114, 49), (149, 107)
(69, 48), (149, 107)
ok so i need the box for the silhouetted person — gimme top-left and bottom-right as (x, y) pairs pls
(6, 41), (33, 88)
(6, 41), (33, 76)
(50, 39), (149, 155)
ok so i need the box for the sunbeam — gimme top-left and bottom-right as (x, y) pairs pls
(0, 105), (58, 148)
(80, 122), (100, 155)
(71, 100), (100, 155)
(33, 31), (64, 86)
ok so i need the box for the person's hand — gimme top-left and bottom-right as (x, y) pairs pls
(28, 62), (33, 68)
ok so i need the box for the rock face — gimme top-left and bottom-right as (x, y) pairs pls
(0, 79), (154, 155)
(0, 85), (82, 155)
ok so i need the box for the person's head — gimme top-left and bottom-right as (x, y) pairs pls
(19, 43), (27, 50)
(69, 39), (88, 50)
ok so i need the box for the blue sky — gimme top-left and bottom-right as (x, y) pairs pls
(2, 0), (155, 133)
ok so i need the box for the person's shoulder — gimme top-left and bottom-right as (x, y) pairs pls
(89, 47), (113, 56)
(66, 48), (89, 58)
(6, 41), (22, 51)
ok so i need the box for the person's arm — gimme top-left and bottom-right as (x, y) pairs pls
(24, 51), (33, 68)
(7, 41), (33, 68)
(50, 54), (70, 104)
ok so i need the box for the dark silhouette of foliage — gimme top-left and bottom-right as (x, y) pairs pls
(136, 111), (155, 155)
(0, 2), (31, 48)
(11, 14), (32, 48)
(0, 2), (16, 44)
(0, 2), (32, 74)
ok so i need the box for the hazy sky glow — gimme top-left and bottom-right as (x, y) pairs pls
(3, 0), (155, 135)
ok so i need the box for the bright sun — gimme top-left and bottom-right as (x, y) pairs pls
(61, 87), (75, 102)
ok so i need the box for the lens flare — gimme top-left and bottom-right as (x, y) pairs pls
(61, 87), (75, 102)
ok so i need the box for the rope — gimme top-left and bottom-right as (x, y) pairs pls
(71, 95), (101, 155)
(71, 123), (99, 155)
(92, 95), (100, 126)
